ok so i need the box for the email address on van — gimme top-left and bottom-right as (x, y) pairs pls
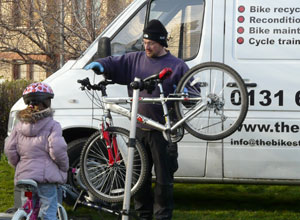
(236, 122), (300, 133)
(230, 139), (300, 147)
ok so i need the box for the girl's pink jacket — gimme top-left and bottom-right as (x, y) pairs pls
(5, 108), (69, 185)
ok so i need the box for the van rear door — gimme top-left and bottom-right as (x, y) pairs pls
(223, 0), (300, 181)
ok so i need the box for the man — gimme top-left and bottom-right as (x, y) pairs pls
(85, 19), (189, 220)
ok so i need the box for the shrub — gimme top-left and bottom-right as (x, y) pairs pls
(0, 80), (32, 153)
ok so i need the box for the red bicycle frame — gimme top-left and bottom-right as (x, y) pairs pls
(22, 190), (40, 220)
(101, 123), (120, 166)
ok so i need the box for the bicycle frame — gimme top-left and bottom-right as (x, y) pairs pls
(14, 180), (68, 220)
(94, 79), (204, 177)
(94, 78), (203, 167)
(103, 82), (204, 134)
(21, 191), (40, 220)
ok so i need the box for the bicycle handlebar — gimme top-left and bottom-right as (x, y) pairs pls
(77, 77), (114, 96)
(79, 67), (173, 94)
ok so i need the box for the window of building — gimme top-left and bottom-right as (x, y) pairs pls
(20, 64), (27, 79)
(27, 64), (34, 80)
(12, 63), (37, 81)
(12, 0), (21, 27)
(12, 63), (21, 80)
(26, 0), (34, 27)
(33, 65), (47, 81)
(10, 0), (34, 27)
(0, 0), (2, 20)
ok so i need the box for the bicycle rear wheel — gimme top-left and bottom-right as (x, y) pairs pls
(80, 127), (148, 203)
(57, 203), (68, 220)
(175, 62), (248, 140)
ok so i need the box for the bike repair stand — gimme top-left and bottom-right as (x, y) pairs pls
(122, 77), (141, 220)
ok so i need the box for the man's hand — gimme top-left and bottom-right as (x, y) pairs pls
(84, 62), (104, 74)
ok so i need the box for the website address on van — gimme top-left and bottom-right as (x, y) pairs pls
(231, 121), (300, 147)
(230, 139), (300, 147)
(236, 121), (300, 133)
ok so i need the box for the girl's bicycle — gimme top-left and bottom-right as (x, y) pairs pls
(77, 62), (249, 204)
(11, 179), (68, 220)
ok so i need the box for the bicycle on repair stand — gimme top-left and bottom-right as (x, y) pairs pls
(77, 62), (249, 219)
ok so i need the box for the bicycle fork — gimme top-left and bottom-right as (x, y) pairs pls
(101, 123), (120, 166)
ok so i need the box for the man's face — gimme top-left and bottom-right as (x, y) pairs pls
(143, 39), (164, 58)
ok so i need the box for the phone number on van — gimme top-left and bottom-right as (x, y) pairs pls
(230, 89), (300, 106)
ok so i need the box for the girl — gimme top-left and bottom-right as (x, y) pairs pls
(5, 82), (69, 220)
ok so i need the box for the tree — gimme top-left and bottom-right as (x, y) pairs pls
(0, 0), (132, 77)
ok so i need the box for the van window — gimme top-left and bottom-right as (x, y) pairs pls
(110, 0), (204, 60)
(149, 0), (204, 60)
(111, 5), (147, 56)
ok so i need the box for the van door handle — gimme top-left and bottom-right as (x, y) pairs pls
(226, 82), (257, 88)
(244, 83), (257, 88)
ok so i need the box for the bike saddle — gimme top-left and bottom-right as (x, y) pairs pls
(16, 179), (38, 191)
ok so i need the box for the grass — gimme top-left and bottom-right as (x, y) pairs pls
(0, 154), (14, 210)
(2, 154), (300, 219)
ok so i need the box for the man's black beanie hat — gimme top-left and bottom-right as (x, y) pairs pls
(143, 19), (168, 47)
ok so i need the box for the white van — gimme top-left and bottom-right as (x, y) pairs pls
(7, 0), (300, 194)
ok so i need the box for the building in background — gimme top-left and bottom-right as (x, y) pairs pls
(0, 0), (132, 81)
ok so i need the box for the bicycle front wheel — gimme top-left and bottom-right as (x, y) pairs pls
(175, 62), (248, 140)
(80, 127), (148, 203)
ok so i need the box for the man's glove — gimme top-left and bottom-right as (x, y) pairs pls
(84, 62), (104, 75)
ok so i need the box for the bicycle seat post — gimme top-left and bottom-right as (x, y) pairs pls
(122, 77), (141, 220)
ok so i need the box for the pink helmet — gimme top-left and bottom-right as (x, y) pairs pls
(23, 82), (54, 106)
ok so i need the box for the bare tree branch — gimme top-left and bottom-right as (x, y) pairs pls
(0, 0), (133, 75)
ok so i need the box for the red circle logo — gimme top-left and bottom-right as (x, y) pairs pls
(238, 16), (245, 23)
(237, 27), (244, 34)
(237, 37), (244, 44)
(238, 6), (245, 13)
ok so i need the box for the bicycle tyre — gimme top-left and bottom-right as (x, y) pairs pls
(57, 203), (68, 220)
(11, 209), (27, 220)
(80, 127), (149, 203)
(175, 62), (248, 140)
(65, 138), (87, 205)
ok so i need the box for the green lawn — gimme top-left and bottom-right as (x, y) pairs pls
(2, 154), (300, 219)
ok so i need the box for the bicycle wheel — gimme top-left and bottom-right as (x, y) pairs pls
(65, 138), (87, 205)
(80, 127), (148, 203)
(57, 203), (68, 220)
(11, 209), (27, 220)
(175, 62), (248, 140)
